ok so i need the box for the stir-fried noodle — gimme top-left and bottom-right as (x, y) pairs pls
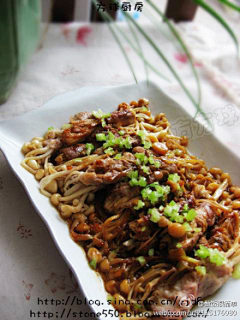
(21, 99), (240, 319)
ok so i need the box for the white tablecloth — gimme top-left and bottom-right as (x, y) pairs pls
(0, 5), (240, 319)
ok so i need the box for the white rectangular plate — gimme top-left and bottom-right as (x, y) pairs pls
(0, 81), (239, 320)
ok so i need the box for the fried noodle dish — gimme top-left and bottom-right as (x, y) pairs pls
(21, 99), (240, 320)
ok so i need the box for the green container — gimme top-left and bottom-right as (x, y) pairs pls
(0, 0), (41, 104)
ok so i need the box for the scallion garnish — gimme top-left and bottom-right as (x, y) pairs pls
(183, 222), (192, 232)
(195, 266), (206, 275)
(107, 294), (114, 303)
(123, 136), (132, 149)
(92, 109), (111, 119)
(185, 209), (197, 222)
(137, 130), (146, 142)
(148, 208), (160, 223)
(141, 183), (170, 204)
(96, 133), (107, 141)
(128, 170), (138, 179)
(148, 248), (154, 256)
(138, 176), (147, 187)
(136, 256), (146, 266)
(195, 245), (210, 259)
(154, 160), (161, 168)
(164, 201), (181, 222)
(114, 153), (122, 159)
(104, 147), (115, 155)
(135, 153), (148, 165)
(101, 118), (106, 127)
(128, 171), (147, 187)
(134, 200), (145, 210)
(90, 259), (97, 269)
(232, 263), (240, 279)
(85, 143), (94, 156)
(143, 141), (152, 149)
(195, 245), (227, 266)
(168, 173), (180, 183)
(148, 191), (160, 204)
(141, 165), (150, 174)
(148, 155), (155, 165)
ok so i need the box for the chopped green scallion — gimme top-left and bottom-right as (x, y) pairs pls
(185, 209), (197, 222)
(86, 143), (94, 156)
(168, 173), (180, 183)
(101, 118), (107, 127)
(128, 170), (138, 179)
(138, 176), (147, 187)
(104, 147), (115, 155)
(183, 222), (192, 232)
(232, 263), (240, 279)
(143, 141), (152, 149)
(148, 248), (154, 256)
(114, 153), (122, 159)
(107, 294), (114, 303)
(149, 191), (160, 204)
(154, 160), (161, 168)
(137, 130), (146, 143)
(209, 248), (227, 266)
(134, 200), (145, 210)
(136, 256), (146, 266)
(141, 187), (152, 199)
(195, 245), (210, 259)
(195, 245), (227, 267)
(92, 109), (110, 119)
(141, 165), (150, 174)
(164, 201), (180, 218)
(135, 153), (148, 164)
(195, 266), (206, 275)
(148, 156), (155, 165)
(90, 259), (97, 269)
(123, 136), (132, 149)
(148, 208), (160, 223)
(96, 133), (107, 141)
